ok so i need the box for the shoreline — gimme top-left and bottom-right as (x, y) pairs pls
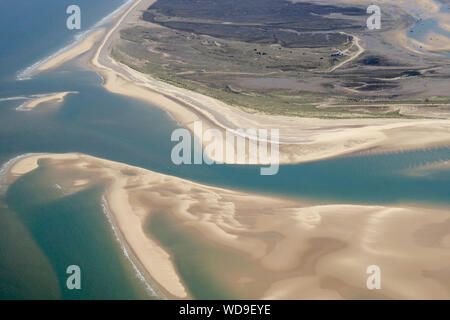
(0, 153), (44, 195)
(16, 91), (78, 111)
(16, 0), (133, 81)
(17, 28), (104, 81)
(34, 30), (106, 74)
(4, 152), (450, 299)
(99, 194), (165, 299)
(16, 0), (450, 165)
(88, 0), (450, 165)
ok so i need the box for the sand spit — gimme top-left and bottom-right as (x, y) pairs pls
(94, 55), (450, 164)
(35, 29), (105, 73)
(85, 0), (450, 165)
(16, 91), (78, 111)
(5, 153), (450, 299)
(13, 0), (448, 164)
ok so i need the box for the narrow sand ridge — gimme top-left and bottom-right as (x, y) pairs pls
(6, 153), (450, 299)
(17, 91), (78, 111)
(36, 29), (105, 73)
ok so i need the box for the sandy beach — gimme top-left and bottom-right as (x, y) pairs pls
(36, 29), (105, 73)
(19, 0), (450, 164)
(87, 0), (450, 164)
(17, 91), (78, 111)
(5, 152), (450, 299)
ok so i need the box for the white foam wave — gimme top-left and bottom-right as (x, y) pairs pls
(93, 0), (134, 28)
(100, 194), (162, 298)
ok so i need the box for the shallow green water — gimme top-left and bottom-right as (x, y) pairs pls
(147, 212), (272, 300)
(3, 165), (152, 299)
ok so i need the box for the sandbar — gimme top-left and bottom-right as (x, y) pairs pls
(36, 29), (105, 73)
(6, 152), (450, 299)
(88, 0), (450, 165)
(17, 91), (78, 111)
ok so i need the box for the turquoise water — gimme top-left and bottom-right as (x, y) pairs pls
(0, 0), (449, 299)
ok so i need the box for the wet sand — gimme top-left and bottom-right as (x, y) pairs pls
(6, 153), (450, 299)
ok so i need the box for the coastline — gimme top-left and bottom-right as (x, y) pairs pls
(326, 34), (365, 73)
(35, 30), (105, 73)
(88, 0), (450, 165)
(4, 152), (450, 299)
(16, 0), (450, 164)
(4, 152), (187, 299)
(16, 0), (133, 81)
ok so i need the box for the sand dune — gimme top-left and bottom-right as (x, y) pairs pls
(6, 153), (450, 299)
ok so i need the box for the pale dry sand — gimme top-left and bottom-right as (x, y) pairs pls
(327, 34), (365, 72)
(35, 29), (105, 73)
(9, 153), (79, 175)
(7, 153), (450, 299)
(18, 91), (78, 111)
(73, 179), (89, 187)
(93, 52), (450, 164)
(9, 152), (186, 298)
